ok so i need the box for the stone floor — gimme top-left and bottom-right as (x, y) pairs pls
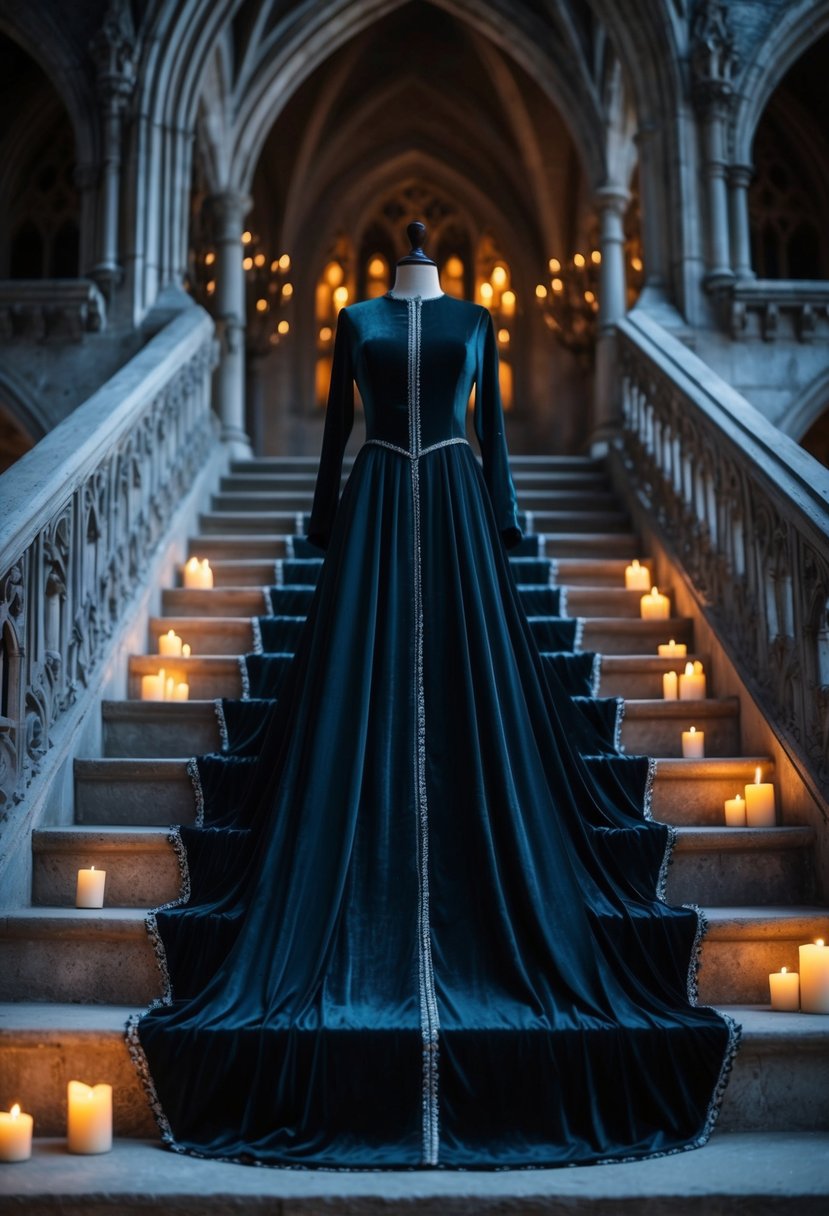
(1, 1133), (828, 1214)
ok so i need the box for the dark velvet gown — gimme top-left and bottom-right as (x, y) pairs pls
(127, 291), (740, 1169)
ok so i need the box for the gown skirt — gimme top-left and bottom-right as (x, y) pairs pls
(127, 292), (740, 1168)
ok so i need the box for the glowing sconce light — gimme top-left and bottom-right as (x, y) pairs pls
(501, 289), (516, 316)
(590, 249), (601, 264)
(368, 256), (386, 278)
(333, 285), (349, 309)
(319, 326), (333, 342)
(551, 277), (564, 293)
(326, 262), (344, 287)
(241, 231), (252, 245)
(497, 328), (510, 345)
(573, 252), (586, 268)
(491, 265), (507, 288)
(204, 251), (215, 266)
(480, 282), (494, 304)
(254, 252), (266, 267)
(282, 283), (294, 299)
(279, 253), (291, 271)
(631, 256), (643, 272)
(277, 320), (290, 335)
(242, 256), (253, 271)
(256, 298), (268, 313)
(548, 258), (561, 273)
(535, 283), (547, 299)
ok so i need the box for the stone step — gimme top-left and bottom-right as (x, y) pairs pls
(221, 468), (613, 493)
(700, 907), (829, 1004)
(74, 759), (195, 826)
(597, 655), (709, 698)
(1, 906), (825, 1004)
(199, 509), (633, 536)
(231, 454), (606, 474)
(158, 585), (676, 622)
(30, 824), (815, 910)
(182, 558), (279, 587)
(147, 615), (253, 655)
(79, 751), (783, 832)
(190, 531), (644, 560)
(128, 654), (242, 698)
(621, 697), (741, 757)
(582, 617), (693, 654)
(651, 757), (777, 825)
(210, 489), (622, 514)
(555, 557), (654, 587)
(1, 1005), (825, 1144)
(102, 700), (220, 757)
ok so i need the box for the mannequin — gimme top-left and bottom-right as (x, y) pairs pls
(387, 220), (444, 298)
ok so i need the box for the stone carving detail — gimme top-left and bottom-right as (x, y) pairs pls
(690, 0), (739, 113)
(0, 280), (106, 341)
(618, 331), (829, 796)
(0, 334), (216, 812)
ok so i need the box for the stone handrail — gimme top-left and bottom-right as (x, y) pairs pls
(0, 306), (217, 812)
(616, 309), (829, 799)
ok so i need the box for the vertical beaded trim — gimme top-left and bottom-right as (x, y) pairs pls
(407, 297), (440, 1166)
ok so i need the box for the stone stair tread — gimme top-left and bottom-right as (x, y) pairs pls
(102, 699), (216, 719)
(76, 757), (190, 774)
(2, 1132), (828, 1210)
(703, 906), (829, 936)
(673, 826), (814, 850)
(624, 696), (739, 716)
(655, 756), (772, 775)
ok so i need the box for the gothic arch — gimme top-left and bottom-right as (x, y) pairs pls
(733, 0), (829, 166)
(781, 369), (829, 444)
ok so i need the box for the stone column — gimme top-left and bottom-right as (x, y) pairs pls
(89, 0), (135, 296)
(728, 163), (755, 279)
(208, 190), (253, 455)
(691, 1), (739, 290)
(591, 186), (629, 453)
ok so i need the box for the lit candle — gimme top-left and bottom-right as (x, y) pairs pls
(0, 1104), (33, 1162)
(172, 681), (189, 701)
(640, 586), (670, 619)
(745, 766), (776, 827)
(140, 670), (166, 701)
(183, 556), (203, 588)
(662, 671), (678, 700)
(200, 559), (214, 589)
(75, 866), (106, 909)
(769, 966), (800, 1011)
(657, 639), (687, 658)
(724, 794), (746, 827)
(67, 1081), (112, 1154)
(181, 643), (191, 658)
(681, 726), (705, 758)
(164, 676), (175, 701)
(799, 939), (829, 1013)
(158, 629), (182, 656)
(679, 660), (706, 700)
(625, 559), (651, 591)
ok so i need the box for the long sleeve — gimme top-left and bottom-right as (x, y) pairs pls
(307, 309), (355, 550)
(474, 309), (522, 549)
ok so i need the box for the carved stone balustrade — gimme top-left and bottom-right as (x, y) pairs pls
(722, 280), (829, 343)
(0, 280), (107, 341)
(0, 308), (218, 812)
(616, 309), (829, 799)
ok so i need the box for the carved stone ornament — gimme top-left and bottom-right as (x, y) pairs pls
(691, 0), (739, 113)
(89, 0), (136, 100)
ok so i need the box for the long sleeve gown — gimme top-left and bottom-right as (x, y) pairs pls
(127, 291), (740, 1169)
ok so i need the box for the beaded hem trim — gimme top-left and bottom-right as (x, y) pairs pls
(572, 616), (586, 652)
(213, 698), (229, 753)
(186, 756), (205, 828)
(406, 296), (440, 1166)
(613, 696), (626, 753)
(558, 585), (569, 618)
(590, 653), (602, 697)
(251, 617), (264, 656)
(238, 654), (250, 700)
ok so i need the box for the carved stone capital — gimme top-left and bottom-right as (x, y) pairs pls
(207, 191), (254, 241)
(89, 0), (136, 103)
(691, 0), (739, 115)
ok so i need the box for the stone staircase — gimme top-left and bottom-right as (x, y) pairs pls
(2, 452), (828, 1212)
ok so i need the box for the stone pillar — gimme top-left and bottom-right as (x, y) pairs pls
(691, 1), (739, 290)
(728, 163), (755, 279)
(208, 190), (253, 455)
(89, 0), (135, 296)
(591, 186), (629, 454)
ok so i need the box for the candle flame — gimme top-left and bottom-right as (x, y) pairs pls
(689, 726), (696, 735)
(755, 765), (761, 784)
(781, 967), (788, 974)
(669, 639), (675, 646)
(185, 557), (199, 571)
(90, 865), (95, 872)
(684, 661), (694, 675)
(650, 587), (659, 597)
(693, 660), (704, 674)
(10, 1104), (20, 1118)
(736, 794), (742, 803)
(818, 939), (825, 948)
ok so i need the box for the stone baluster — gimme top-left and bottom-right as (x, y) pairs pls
(89, 0), (136, 296)
(591, 185), (629, 452)
(691, 0), (739, 290)
(207, 190), (253, 455)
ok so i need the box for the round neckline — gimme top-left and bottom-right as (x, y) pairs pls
(383, 291), (445, 302)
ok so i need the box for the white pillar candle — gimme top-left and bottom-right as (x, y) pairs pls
(662, 671), (678, 700)
(657, 639), (687, 658)
(158, 629), (182, 656)
(164, 676), (175, 701)
(140, 670), (166, 701)
(724, 794), (746, 827)
(183, 556), (203, 588)
(67, 1082), (112, 1154)
(640, 586), (670, 619)
(679, 660), (706, 700)
(681, 726), (705, 758)
(744, 766), (775, 827)
(625, 559), (651, 590)
(75, 866), (106, 908)
(769, 966), (800, 1011)
(181, 643), (191, 658)
(200, 559), (214, 589)
(172, 681), (189, 701)
(799, 939), (829, 1013)
(0, 1105), (33, 1162)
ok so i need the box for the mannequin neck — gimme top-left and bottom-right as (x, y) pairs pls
(388, 262), (443, 299)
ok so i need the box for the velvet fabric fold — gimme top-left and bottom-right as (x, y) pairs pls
(128, 293), (739, 1169)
